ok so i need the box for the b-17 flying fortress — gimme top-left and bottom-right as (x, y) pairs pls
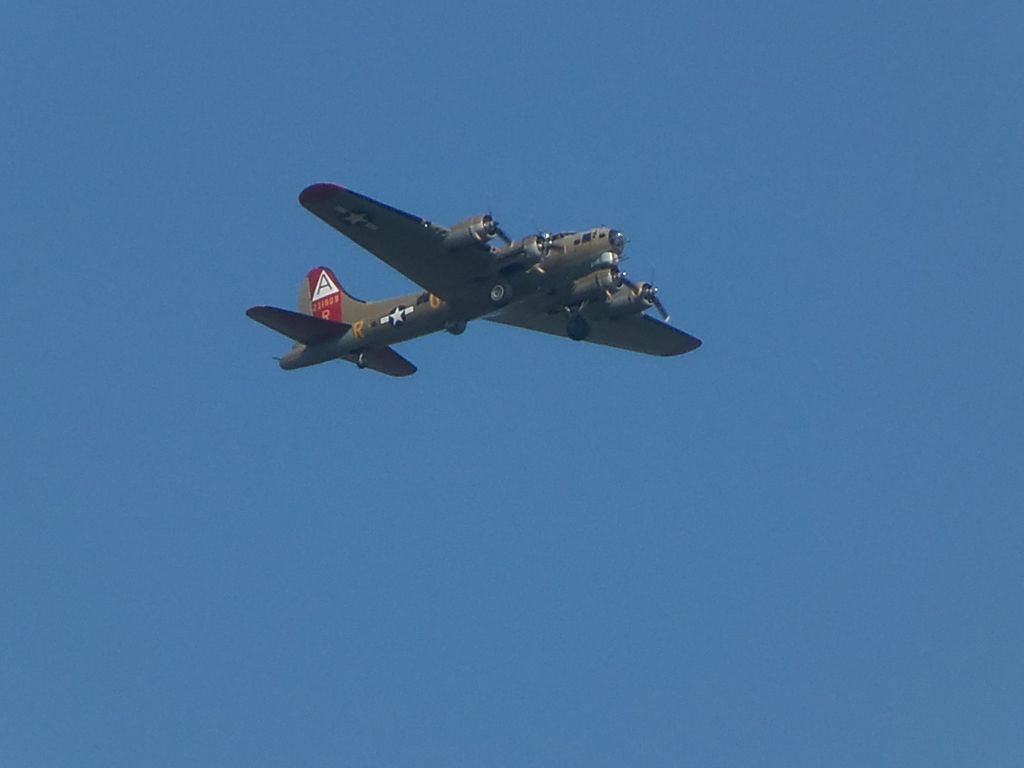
(247, 183), (701, 376)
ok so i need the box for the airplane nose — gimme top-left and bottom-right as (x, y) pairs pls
(609, 229), (625, 252)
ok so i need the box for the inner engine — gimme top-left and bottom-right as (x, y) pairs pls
(517, 234), (549, 262)
(443, 214), (498, 250)
(566, 269), (622, 304)
(495, 233), (549, 263)
(591, 251), (620, 271)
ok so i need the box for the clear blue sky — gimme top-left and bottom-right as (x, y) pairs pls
(2, 2), (1022, 766)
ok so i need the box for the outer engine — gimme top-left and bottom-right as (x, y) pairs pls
(443, 214), (499, 250)
(566, 269), (622, 304)
(606, 282), (655, 318)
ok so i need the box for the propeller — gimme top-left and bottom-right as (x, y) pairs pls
(649, 287), (671, 322)
(484, 212), (513, 246)
(642, 264), (670, 320)
(516, 233), (551, 262)
(620, 274), (671, 322)
(541, 232), (565, 253)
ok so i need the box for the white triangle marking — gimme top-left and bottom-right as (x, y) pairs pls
(311, 270), (340, 302)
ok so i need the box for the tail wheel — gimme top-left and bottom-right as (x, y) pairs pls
(566, 315), (590, 341)
(489, 281), (511, 307)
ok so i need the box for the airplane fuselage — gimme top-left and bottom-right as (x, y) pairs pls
(279, 289), (459, 369)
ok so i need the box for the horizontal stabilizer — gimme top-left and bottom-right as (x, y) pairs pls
(246, 305), (349, 345)
(344, 346), (417, 377)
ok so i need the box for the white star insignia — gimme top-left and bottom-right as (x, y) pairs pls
(381, 305), (414, 327)
(334, 205), (379, 230)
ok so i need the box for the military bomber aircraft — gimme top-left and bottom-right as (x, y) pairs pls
(247, 182), (702, 376)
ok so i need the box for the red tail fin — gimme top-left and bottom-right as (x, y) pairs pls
(304, 266), (345, 323)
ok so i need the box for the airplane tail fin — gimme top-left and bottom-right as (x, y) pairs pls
(300, 266), (365, 322)
(248, 268), (359, 346)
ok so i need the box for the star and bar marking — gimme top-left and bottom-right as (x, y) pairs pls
(380, 305), (415, 327)
(334, 205), (379, 230)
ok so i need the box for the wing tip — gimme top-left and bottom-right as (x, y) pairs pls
(299, 182), (347, 208)
(656, 329), (702, 356)
(674, 334), (702, 355)
(671, 331), (704, 354)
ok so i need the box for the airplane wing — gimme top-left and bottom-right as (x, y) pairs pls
(299, 183), (495, 304)
(343, 346), (417, 377)
(488, 304), (702, 357)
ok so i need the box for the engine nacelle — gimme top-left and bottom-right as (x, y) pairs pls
(591, 251), (620, 271)
(606, 283), (655, 318)
(566, 269), (622, 304)
(519, 234), (549, 262)
(443, 214), (498, 250)
(497, 233), (548, 262)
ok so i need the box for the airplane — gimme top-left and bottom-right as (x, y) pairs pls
(246, 182), (702, 376)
